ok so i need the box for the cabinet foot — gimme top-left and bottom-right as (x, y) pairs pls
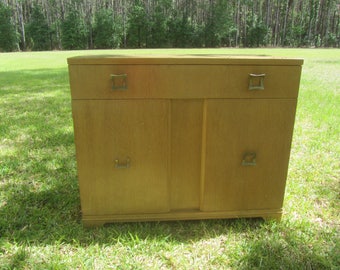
(82, 220), (107, 228)
(263, 213), (282, 222)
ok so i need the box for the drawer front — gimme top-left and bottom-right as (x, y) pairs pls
(150, 65), (301, 99)
(69, 65), (152, 100)
(69, 64), (301, 99)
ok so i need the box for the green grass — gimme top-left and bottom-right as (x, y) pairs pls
(0, 48), (339, 269)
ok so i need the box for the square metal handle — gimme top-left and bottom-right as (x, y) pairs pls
(242, 152), (257, 166)
(111, 74), (128, 90)
(114, 157), (130, 169)
(249, 73), (265, 90)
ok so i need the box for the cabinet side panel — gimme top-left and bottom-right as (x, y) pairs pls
(170, 100), (203, 210)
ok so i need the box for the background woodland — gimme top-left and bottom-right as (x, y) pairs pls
(0, 0), (339, 51)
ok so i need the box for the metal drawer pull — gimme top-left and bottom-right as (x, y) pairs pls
(242, 152), (257, 166)
(114, 157), (130, 168)
(111, 74), (127, 90)
(249, 73), (265, 90)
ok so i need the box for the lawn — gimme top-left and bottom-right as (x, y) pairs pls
(0, 48), (339, 269)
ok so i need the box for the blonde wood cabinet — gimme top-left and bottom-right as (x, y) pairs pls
(68, 55), (303, 226)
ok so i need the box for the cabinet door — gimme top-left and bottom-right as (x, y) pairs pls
(201, 99), (297, 211)
(72, 100), (170, 216)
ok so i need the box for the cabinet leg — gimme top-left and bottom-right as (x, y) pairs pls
(82, 219), (106, 228)
(263, 213), (282, 222)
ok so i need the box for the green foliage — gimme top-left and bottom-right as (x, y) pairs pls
(147, 0), (171, 48)
(61, 8), (87, 50)
(246, 19), (268, 47)
(204, 0), (234, 47)
(326, 33), (338, 47)
(93, 9), (123, 49)
(126, 0), (148, 48)
(288, 25), (307, 47)
(0, 2), (17, 52)
(167, 14), (204, 47)
(26, 4), (50, 51)
(168, 14), (193, 48)
(2, 1), (340, 50)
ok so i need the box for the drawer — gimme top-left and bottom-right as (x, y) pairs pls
(69, 64), (301, 99)
(69, 65), (152, 100)
(150, 65), (301, 99)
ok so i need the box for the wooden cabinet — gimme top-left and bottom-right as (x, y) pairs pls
(68, 55), (303, 226)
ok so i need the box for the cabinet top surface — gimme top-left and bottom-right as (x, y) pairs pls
(67, 54), (303, 66)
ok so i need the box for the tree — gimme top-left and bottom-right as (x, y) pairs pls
(147, 0), (172, 48)
(247, 16), (268, 47)
(93, 8), (123, 49)
(15, 0), (26, 50)
(168, 4), (204, 48)
(126, 0), (148, 47)
(26, 4), (50, 51)
(0, 2), (18, 52)
(61, 7), (87, 50)
(1, 0), (339, 49)
(204, 0), (234, 47)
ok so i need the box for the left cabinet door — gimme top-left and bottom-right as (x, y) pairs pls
(72, 100), (170, 216)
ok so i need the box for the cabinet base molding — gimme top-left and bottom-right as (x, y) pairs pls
(82, 209), (282, 227)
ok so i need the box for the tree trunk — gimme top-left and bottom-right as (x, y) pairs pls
(282, 0), (292, 46)
(235, 0), (240, 47)
(274, 0), (281, 46)
(16, 0), (25, 50)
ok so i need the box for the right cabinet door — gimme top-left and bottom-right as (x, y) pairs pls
(201, 99), (297, 212)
